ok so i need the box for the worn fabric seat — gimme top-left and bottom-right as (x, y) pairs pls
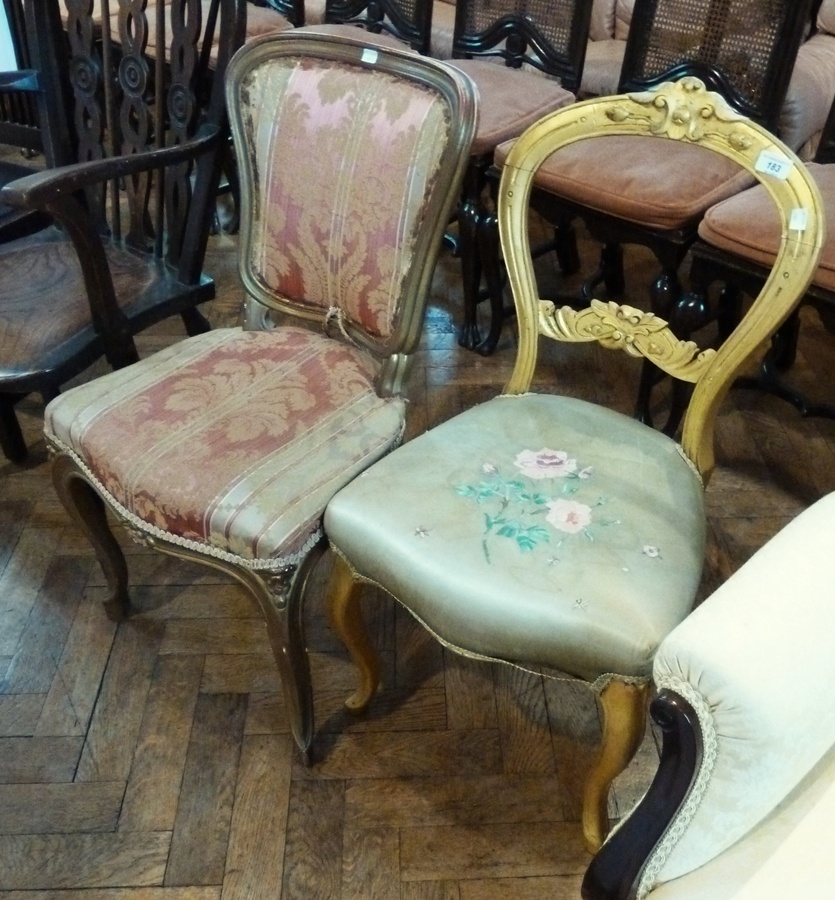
(698, 161), (835, 292)
(495, 136), (754, 232)
(46, 327), (406, 566)
(326, 393), (705, 681)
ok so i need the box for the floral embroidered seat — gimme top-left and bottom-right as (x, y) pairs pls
(44, 32), (477, 763)
(323, 79), (824, 852)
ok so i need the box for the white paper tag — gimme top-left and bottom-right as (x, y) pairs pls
(755, 150), (793, 181)
(789, 207), (809, 232)
(361, 48), (378, 64)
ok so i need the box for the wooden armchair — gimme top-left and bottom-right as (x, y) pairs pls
(583, 492), (835, 899)
(0, 0), (247, 463)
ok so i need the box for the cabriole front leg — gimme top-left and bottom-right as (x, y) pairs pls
(245, 541), (327, 766)
(327, 553), (380, 713)
(582, 679), (650, 854)
(51, 453), (131, 620)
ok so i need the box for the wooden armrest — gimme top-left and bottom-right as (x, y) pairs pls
(581, 690), (703, 900)
(0, 124), (220, 211)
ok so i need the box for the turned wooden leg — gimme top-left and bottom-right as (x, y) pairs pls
(582, 680), (650, 854)
(327, 554), (380, 713)
(51, 453), (131, 620)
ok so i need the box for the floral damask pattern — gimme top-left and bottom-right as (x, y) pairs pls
(48, 327), (406, 561)
(240, 59), (451, 339)
(456, 449), (621, 563)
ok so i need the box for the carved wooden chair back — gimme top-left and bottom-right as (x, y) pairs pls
(319, 82), (823, 869)
(60, 0), (245, 276)
(0, 0), (38, 151)
(250, 0), (303, 27)
(452, 0), (592, 89)
(499, 78), (824, 480)
(324, 0), (433, 54)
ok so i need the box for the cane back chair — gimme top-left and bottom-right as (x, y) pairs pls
(0, 0), (247, 463)
(489, 0), (814, 371)
(323, 78), (823, 852)
(323, 0), (433, 53)
(448, 0), (593, 352)
(44, 31), (478, 763)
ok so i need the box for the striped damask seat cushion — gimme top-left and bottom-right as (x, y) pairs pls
(45, 326), (406, 568)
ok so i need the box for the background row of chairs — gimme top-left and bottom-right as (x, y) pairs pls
(1, 8), (832, 896)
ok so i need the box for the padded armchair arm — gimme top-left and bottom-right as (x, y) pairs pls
(0, 123), (220, 212)
(583, 492), (835, 899)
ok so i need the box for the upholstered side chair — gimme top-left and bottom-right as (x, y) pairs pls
(44, 32), (477, 763)
(582, 491), (835, 900)
(323, 78), (824, 851)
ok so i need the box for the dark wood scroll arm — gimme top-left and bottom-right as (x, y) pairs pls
(581, 690), (703, 900)
(0, 124), (220, 213)
(30, 192), (139, 370)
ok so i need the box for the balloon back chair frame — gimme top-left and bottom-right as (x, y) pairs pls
(325, 77), (823, 853)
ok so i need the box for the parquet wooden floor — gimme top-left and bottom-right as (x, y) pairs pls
(1, 218), (834, 899)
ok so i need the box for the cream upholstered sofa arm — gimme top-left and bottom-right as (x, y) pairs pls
(583, 492), (835, 900)
(648, 491), (835, 886)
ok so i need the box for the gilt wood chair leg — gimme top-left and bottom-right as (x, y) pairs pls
(51, 453), (131, 621)
(327, 553), (381, 714)
(582, 679), (650, 854)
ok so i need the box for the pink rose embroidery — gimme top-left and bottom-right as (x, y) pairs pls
(546, 499), (592, 534)
(514, 448), (577, 479)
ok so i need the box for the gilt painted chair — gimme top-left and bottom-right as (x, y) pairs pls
(582, 492), (835, 900)
(490, 0), (814, 388)
(44, 31), (477, 763)
(323, 78), (824, 851)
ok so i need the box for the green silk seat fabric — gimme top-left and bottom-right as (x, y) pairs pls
(325, 392), (706, 682)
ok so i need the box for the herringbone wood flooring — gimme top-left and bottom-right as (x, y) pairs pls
(1, 219), (834, 899)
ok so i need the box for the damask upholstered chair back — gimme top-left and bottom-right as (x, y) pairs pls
(231, 33), (469, 389)
(44, 33), (477, 764)
(321, 79), (823, 857)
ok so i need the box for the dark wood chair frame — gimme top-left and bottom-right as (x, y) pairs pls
(324, 0), (433, 54)
(581, 688), (702, 900)
(453, 0), (593, 354)
(0, 0), (247, 463)
(0, 0), (74, 242)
